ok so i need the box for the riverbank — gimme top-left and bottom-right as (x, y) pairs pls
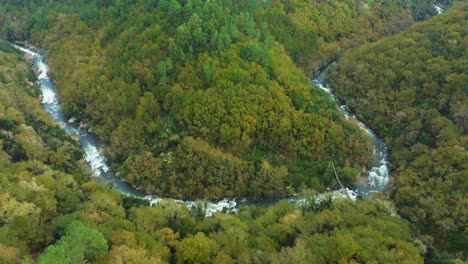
(12, 42), (392, 217)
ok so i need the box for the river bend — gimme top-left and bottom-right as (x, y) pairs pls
(13, 44), (391, 215)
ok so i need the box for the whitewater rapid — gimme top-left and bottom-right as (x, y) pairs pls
(313, 67), (390, 195)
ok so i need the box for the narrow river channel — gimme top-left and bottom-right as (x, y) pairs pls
(13, 44), (390, 215)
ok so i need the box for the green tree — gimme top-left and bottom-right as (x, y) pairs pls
(37, 221), (108, 263)
(176, 232), (216, 264)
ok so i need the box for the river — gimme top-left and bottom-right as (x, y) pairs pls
(13, 44), (389, 215)
(313, 66), (390, 196)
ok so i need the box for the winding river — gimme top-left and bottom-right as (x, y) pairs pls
(13, 44), (389, 215)
(313, 67), (390, 196)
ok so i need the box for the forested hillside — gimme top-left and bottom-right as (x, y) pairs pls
(1, 0), (465, 262)
(0, 40), (98, 262)
(328, 3), (467, 260)
(0, 0), (420, 199)
(0, 40), (424, 263)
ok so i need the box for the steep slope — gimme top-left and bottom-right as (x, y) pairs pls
(1, 0), (419, 199)
(0, 42), (422, 264)
(328, 4), (467, 259)
(0, 40), (95, 262)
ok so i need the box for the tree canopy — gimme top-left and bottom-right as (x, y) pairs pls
(0, 0), (419, 199)
(328, 3), (467, 259)
(0, 0), (464, 262)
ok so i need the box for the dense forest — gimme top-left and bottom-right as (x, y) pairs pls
(0, 40), (424, 263)
(1, 0), (415, 199)
(328, 3), (467, 260)
(0, 0), (466, 263)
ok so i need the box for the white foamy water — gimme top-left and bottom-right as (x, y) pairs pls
(82, 142), (110, 174)
(41, 87), (55, 104)
(289, 187), (358, 208)
(312, 67), (390, 196)
(433, 4), (445, 15)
